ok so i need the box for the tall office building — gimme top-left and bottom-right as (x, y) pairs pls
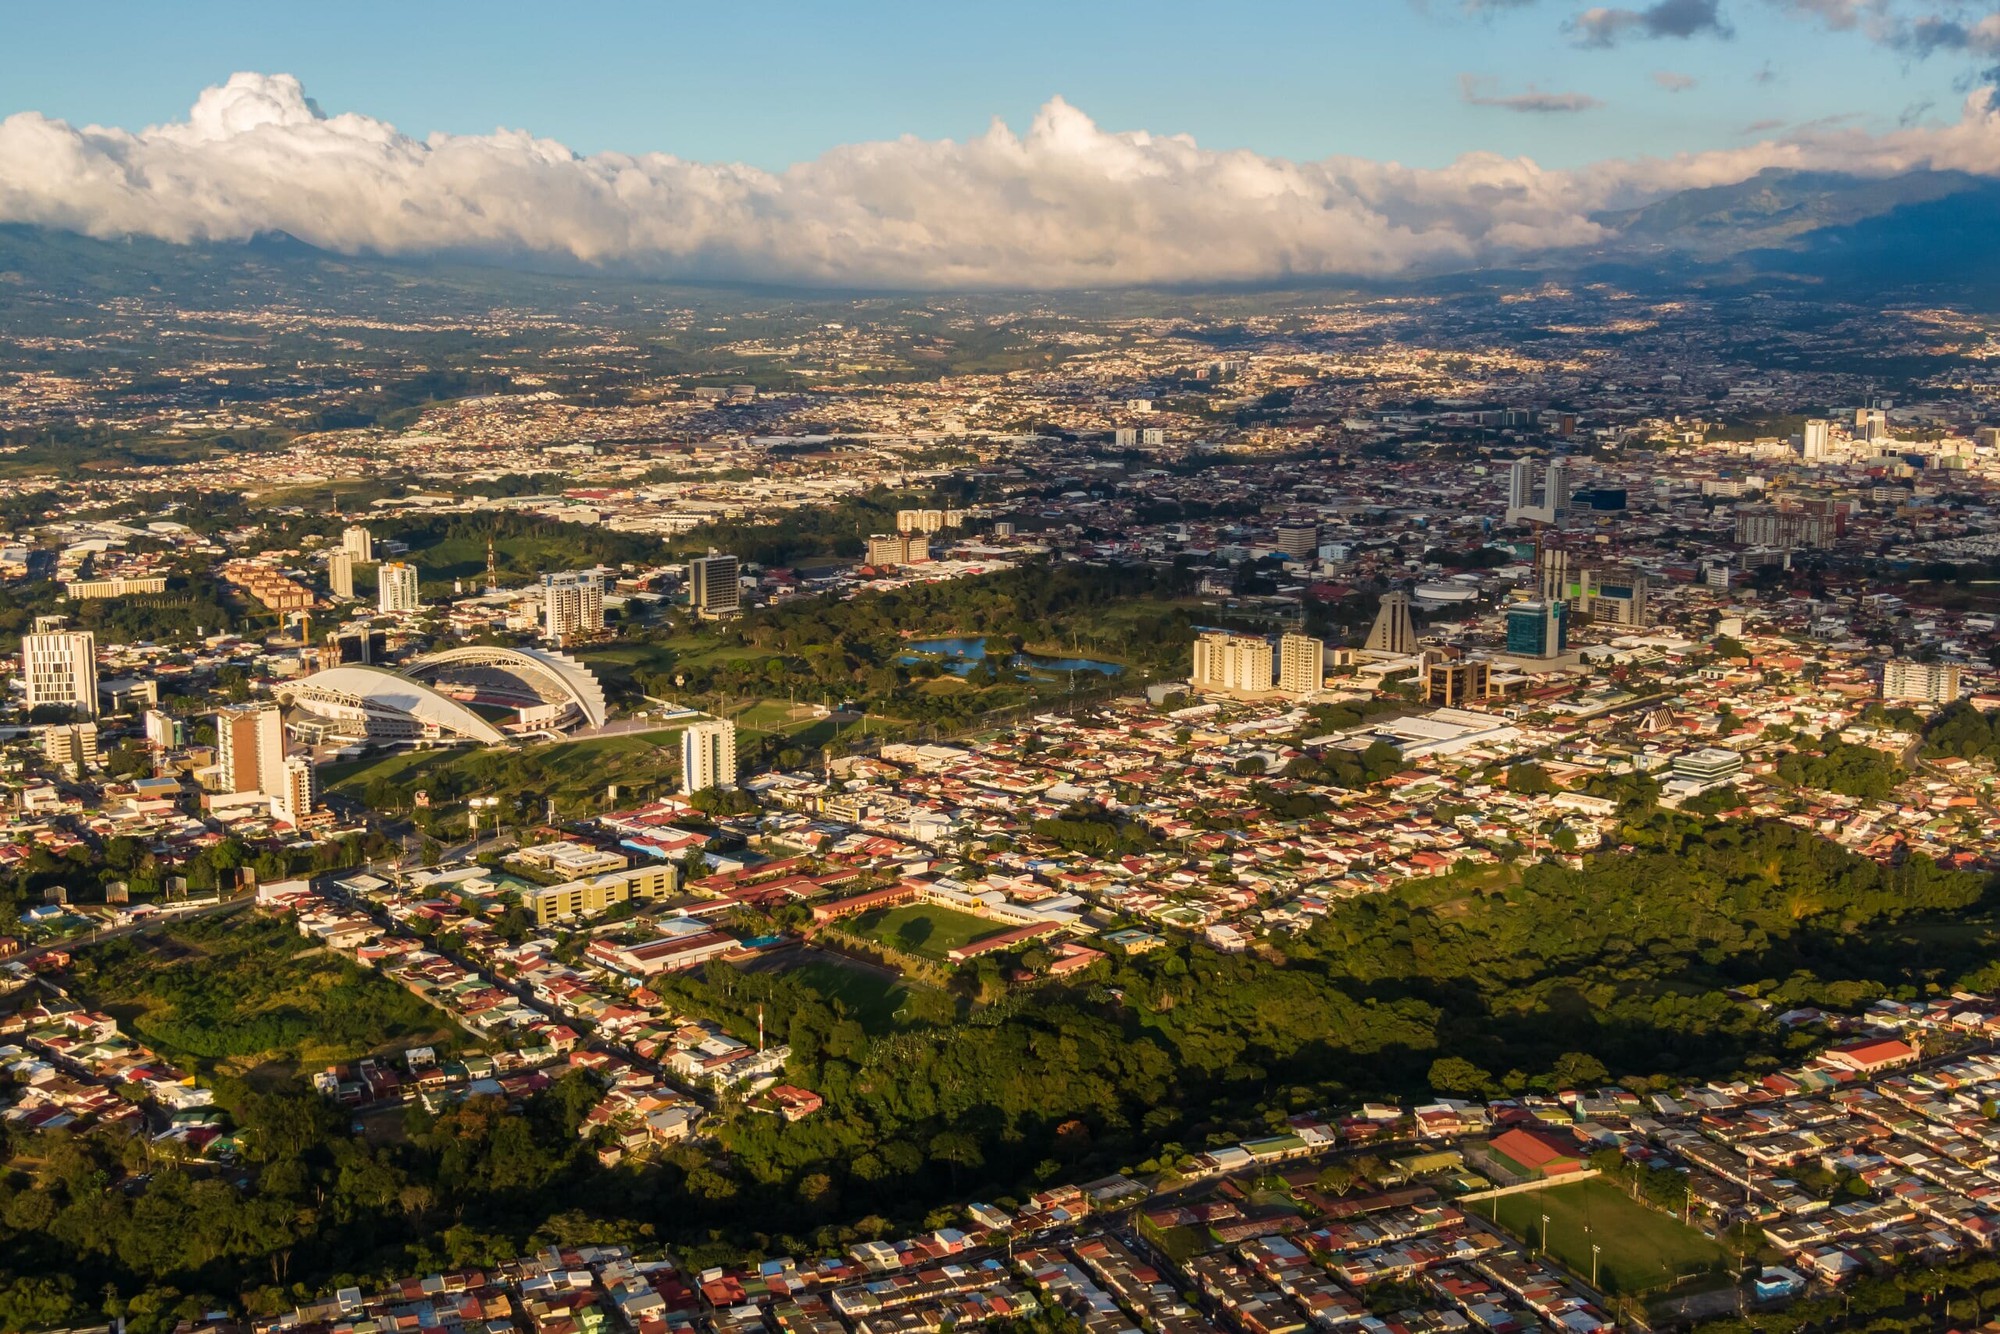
(1277, 633), (1324, 697)
(689, 554), (741, 618)
(1507, 459), (1536, 514)
(1364, 592), (1418, 656)
(341, 525), (375, 563)
(378, 561), (421, 614)
(1505, 601), (1568, 659)
(1191, 631), (1275, 694)
(1582, 570), (1648, 628)
(681, 719), (738, 794)
(327, 548), (355, 599)
(1505, 459), (1569, 525)
(1802, 418), (1832, 460)
(1882, 659), (1963, 705)
(1275, 523), (1321, 562)
(1425, 659), (1491, 707)
(216, 702), (287, 801)
(1536, 546), (1571, 606)
(21, 627), (98, 717)
(542, 570), (606, 645)
(280, 754), (318, 825)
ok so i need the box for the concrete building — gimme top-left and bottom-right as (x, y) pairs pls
(1672, 747), (1744, 783)
(21, 627), (98, 718)
(1882, 659), (1963, 705)
(216, 702), (288, 803)
(143, 708), (184, 750)
(327, 548), (355, 599)
(1425, 659), (1491, 707)
(866, 533), (932, 567)
(682, 718), (738, 794)
(1364, 592), (1418, 656)
(1277, 633), (1324, 697)
(37, 721), (98, 771)
(525, 863), (683, 926)
(1192, 631), (1274, 695)
(1505, 459), (1569, 524)
(689, 554), (741, 618)
(1802, 418), (1832, 459)
(377, 561), (421, 614)
(542, 570), (606, 646)
(1275, 523), (1321, 562)
(896, 509), (965, 535)
(63, 575), (167, 599)
(281, 754), (318, 825)
(341, 525), (375, 563)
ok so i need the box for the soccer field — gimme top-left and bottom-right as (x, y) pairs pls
(1476, 1177), (1727, 1295)
(848, 903), (1013, 961)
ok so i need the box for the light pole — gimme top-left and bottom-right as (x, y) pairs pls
(1591, 1243), (1601, 1291)
(1540, 1213), (1550, 1254)
(468, 796), (498, 849)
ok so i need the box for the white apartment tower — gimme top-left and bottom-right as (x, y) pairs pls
(1191, 631), (1274, 694)
(1507, 459), (1536, 514)
(21, 627), (98, 717)
(1882, 659), (1963, 706)
(341, 525), (375, 564)
(1278, 633), (1325, 697)
(1802, 418), (1832, 460)
(378, 561), (421, 614)
(327, 548), (355, 599)
(681, 719), (738, 794)
(1505, 458), (1568, 525)
(542, 570), (606, 645)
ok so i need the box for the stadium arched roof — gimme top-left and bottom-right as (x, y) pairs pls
(403, 645), (609, 730)
(284, 665), (509, 745)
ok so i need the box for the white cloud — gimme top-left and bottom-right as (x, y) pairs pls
(3, 72), (2000, 289)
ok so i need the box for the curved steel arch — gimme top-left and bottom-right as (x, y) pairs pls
(403, 645), (610, 730)
(283, 665), (510, 745)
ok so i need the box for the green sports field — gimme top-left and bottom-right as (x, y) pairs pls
(1476, 1177), (1727, 1295)
(847, 903), (1014, 961)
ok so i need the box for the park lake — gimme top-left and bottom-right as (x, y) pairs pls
(896, 636), (1124, 678)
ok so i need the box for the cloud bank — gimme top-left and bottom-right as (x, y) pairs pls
(5, 73), (2000, 289)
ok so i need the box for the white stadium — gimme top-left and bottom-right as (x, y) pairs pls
(281, 645), (608, 746)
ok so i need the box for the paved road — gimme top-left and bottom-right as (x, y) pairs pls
(15, 895), (250, 964)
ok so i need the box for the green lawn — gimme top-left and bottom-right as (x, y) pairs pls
(1476, 1178), (1728, 1296)
(849, 903), (1014, 961)
(322, 732), (685, 819)
(71, 914), (459, 1085)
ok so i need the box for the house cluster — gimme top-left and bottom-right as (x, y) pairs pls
(0, 998), (209, 1139)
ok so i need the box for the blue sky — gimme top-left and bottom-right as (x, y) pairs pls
(0, 0), (1982, 170)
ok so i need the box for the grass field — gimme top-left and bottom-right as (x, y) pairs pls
(1475, 1178), (1728, 1295)
(72, 914), (458, 1086)
(848, 903), (1014, 961)
(320, 731), (685, 818)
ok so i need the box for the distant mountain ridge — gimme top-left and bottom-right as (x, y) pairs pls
(1590, 167), (1989, 260)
